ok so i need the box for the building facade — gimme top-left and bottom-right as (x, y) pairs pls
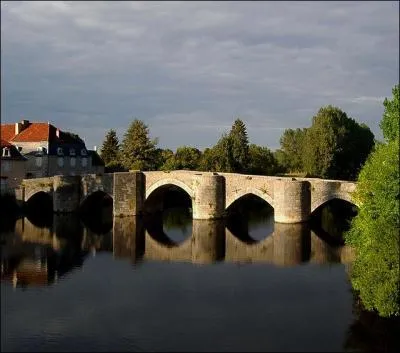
(1, 119), (104, 180)
(1, 139), (28, 192)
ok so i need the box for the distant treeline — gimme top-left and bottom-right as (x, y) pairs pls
(99, 104), (375, 181)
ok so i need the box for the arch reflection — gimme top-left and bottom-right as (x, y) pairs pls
(225, 222), (311, 266)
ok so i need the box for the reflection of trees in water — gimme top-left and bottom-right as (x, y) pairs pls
(162, 207), (192, 234)
(344, 290), (400, 353)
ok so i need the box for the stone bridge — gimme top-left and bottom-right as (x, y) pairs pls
(18, 170), (357, 224)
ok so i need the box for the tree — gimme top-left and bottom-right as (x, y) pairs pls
(345, 85), (400, 317)
(345, 140), (399, 317)
(100, 129), (120, 166)
(213, 133), (234, 172)
(199, 147), (218, 172)
(278, 128), (306, 172)
(120, 119), (158, 171)
(229, 118), (249, 173)
(162, 146), (202, 171)
(247, 144), (280, 176)
(302, 105), (374, 180)
(380, 84), (399, 142)
(154, 148), (173, 170)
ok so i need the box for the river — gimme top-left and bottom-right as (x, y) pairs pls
(0, 195), (397, 352)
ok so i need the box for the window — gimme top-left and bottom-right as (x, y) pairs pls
(57, 147), (64, 156)
(35, 156), (42, 167)
(81, 148), (87, 156)
(17, 146), (22, 152)
(81, 157), (88, 167)
(36, 147), (46, 156)
(70, 157), (76, 167)
(70, 148), (76, 156)
(2, 148), (10, 157)
(2, 161), (10, 172)
(57, 157), (64, 167)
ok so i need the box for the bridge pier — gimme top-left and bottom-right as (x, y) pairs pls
(53, 175), (81, 213)
(192, 173), (225, 220)
(273, 179), (311, 223)
(113, 171), (145, 217)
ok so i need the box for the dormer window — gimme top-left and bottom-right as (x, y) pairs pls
(36, 147), (46, 156)
(81, 148), (87, 156)
(69, 148), (76, 156)
(57, 147), (64, 156)
(2, 147), (10, 157)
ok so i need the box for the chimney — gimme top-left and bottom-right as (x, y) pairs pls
(56, 128), (60, 138)
(15, 122), (22, 135)
(15, 119), (30, 135)
(93, 145), (97, 152)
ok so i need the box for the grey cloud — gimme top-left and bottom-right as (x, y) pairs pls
(1, 1), (398, 151)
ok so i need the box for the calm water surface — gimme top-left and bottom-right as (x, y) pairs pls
(0, 196), (393, 352)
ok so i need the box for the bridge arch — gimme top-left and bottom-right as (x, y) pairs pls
(80, 189), (113, 207)
(226, 188), (274, 210)
(311, 193), (359, 214)
(145, 178), (194, 200)
(25, 189), (53, 203)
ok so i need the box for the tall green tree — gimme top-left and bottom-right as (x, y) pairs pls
(302, 105), (374, 180)
(229, 118), (249, 173)
(100, 129), (120, 166)
(214, 133), (234, 172)
(279, 128), (307, 172)
(345, 85), (399, 317)
(380, 84), (399, 142)
(120, 119), (158, 170)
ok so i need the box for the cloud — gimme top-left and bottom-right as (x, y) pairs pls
(1, 1), (398, 151)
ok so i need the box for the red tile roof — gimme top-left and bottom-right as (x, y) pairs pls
(1, 121), (84, 145)
(0, 139), (12, 147)
(0, 124), (16, 141)
(12, 123), (52, 142)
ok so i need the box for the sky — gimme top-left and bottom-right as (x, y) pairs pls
(1, 1), (399, 152)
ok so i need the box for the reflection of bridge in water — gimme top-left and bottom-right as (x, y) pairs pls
(112, 217), (355, 266)
(1, 214), (355, 289)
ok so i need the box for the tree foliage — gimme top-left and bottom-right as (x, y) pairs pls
(346, 140), (399, 317)
(247, 144), (280, 175)
(380, 84), (399, 142)
(302, 105), (374, 180)
(161, 146), (201, 170)
(279, 128), (306, 172)
(120, 119), (158, 171)
(100, 129), (120, 166)
(229, 118), (249, 173)
(345, 85), (400, 317)
(213, 133), (234, 172)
